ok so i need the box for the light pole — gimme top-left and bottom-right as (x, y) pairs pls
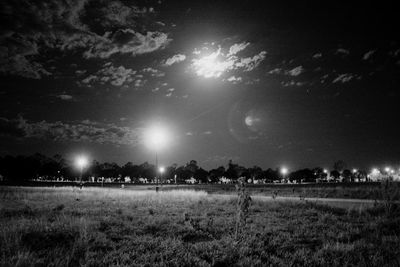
(159, 166), (165, 184)
(280, 167), (288, 183)
(75, 155), (88, 188)
(144, 124), (171, 184)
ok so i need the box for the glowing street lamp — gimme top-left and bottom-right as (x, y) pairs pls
(159, 166), (165, 174)
(280, 167), (288, 176)
(159, 166), (165, 183)
(280, 167), (288, 182)
(384, 167), (391, 173)
(144, 124), (171, 184)
(75, 155), (88, 186)
(352, 169), (358, 174)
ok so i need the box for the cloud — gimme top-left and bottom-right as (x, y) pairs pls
(75, 70), (87, 75)
(56, 94), (73, 101)
(332, 73), (354, 83)
(82, 64), (137, 87)
(164, 54), (186, 66)
(228, 42), (250, 56)
(312, 53), (322, 59)
(142, 67), (165, 77)
(268, 66), (304, 76)
(268, 68), (283, 75)
(286, 66), (304, 76)
(82, 75), (98, 84)
(281, 80), (305, 87)
(335, 48), (350, 56)
(235, 51), (267, 71)
(191, 45), (266, 78)
(362, 50), (375, 60)
(225, 76), (242, 84)
(82, 30), (171, 59)
(0, 0), (170, 78)
(0, 116), (142, 146)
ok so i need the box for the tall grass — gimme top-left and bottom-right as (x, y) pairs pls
(1, 186), (399, 266)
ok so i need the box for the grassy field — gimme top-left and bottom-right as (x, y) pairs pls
(159, 182), (400, 200)
(1, 186), (400, 266)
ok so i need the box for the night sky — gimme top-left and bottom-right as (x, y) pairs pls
(1, 0), (399, 170)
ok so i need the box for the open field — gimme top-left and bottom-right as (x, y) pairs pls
(2, 181), (400, 200)
(1, 186), (400, 266)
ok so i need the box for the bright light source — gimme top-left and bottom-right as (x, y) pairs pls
(323, 169), (328, 174)
(384, 167), (391, 173)
(191, 48), (229, 78)
(352, 169), (358, 173)
(75, 155), (88, 169)
(159, 166), (165, 174)
(280, 167), (288, 175)
(371, 168), (380, 175)
(144, 124), (171, 151)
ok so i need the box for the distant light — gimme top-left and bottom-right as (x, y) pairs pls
(371, 168), (380, 175)
(75, 155), (88, 169)
(384, 167), (391, 173)
(352, 169), (358, 173)
(323, 169), (328, 174)
(159, 166), (165, 174)
(280, 167), (288, 175)
(144, 124), (171, 151)
(390, 169), (395, 174)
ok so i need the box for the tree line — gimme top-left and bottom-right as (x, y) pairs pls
(0, 154), (366, 183)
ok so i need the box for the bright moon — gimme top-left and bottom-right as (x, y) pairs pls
(192, 48), (233, 78)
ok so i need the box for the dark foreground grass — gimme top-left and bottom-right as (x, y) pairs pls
(0, 186), (399, 266)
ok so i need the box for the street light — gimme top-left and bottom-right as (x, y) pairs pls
(280, 167), (288, 182)
(75, 155), (88, 187)
(144, 124), (171, 184)
(159, 166), (165, 184)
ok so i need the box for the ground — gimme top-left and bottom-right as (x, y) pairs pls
(1, 186), (399, 266)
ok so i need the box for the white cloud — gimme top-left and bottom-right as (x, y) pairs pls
(312, 53), (322, 59)
(82, 64), (137, 87)
(332, 73), (354, 83)
(228, 42), (250, 56)
(362, 50), (375, 60)
(142, 67), (165, 77)
(82, 75), (98, 84)
(82, 30), (171, 59)
(56, 94), (73, 101)
(226, 76), (242, 84)
(164, 54), (186, 66)
(0, 116), (142, 146)
(281, 80), (305, 87)
(268, 68), (283, 75)
(75, 70), (87, 75)
(286, 66), (304, 76)
(235, 51), (267, 72)
(191, 46), (266, 78)
(0, 0), (170, 78)
(335, 48), (350, 55)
